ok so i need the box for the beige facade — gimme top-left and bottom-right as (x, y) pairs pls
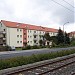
(6, 27), (23, 47)
(0, 22), (23, 47)
(0, 20), (58, 47)
(27, 29), (57, 46)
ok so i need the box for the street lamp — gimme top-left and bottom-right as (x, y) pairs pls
(63, 22), (69, 44)
(63, 22), (69, 33)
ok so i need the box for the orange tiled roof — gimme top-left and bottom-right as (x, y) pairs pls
(1, 20), (58, 32)
(68, 31), (75, 37)
(69, 31), (75, 34)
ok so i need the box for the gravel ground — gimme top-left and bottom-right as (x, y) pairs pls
(44, 63), (75, 75)
(13, 57), (75, 75)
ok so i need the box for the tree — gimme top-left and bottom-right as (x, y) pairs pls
(65, 32), (70, 44)
(39, 40), (43, 46)
(44, 33), (51, 41)
(57, 28), (64, 44)
(50, 36), (57, 44)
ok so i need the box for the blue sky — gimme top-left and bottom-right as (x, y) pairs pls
(0, 0), (75, 32)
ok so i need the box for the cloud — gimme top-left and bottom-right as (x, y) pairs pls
(0, 0), (74, 32)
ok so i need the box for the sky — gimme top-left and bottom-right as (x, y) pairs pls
(0, 0), (75, 32)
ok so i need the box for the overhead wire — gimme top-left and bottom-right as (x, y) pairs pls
(51, 0), (75, 13)
(63, 0), (75, 8)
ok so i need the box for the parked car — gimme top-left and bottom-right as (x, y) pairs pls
(11, 46), (16, 51)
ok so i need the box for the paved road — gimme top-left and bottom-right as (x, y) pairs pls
(0, 47), (75, 59)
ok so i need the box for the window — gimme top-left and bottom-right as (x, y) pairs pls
(20, 29), (22, 32)
(51, 33), (52, 34)
(20, 41), (22, 43)
(40, 32), (41, 34)
(4, 29), (5, 31)
(17, 41), (19, 43)
(34, 40), (36, 43)
(34, 35), (36, 38)
(3, 34), (6, 37)
(53, 33), (54, 35)
(20, 35), (22, 37)
(17, 29), (19, 31)
(30, 30), (31, 33)
(28, 30), (29, 33)
(28, 35), (29, 38)
(30, 36), (32, 38)
(24, 33), (26, 35)
(34, 31), (36, 33)
(28, 41), (29, 43)
(24, 38), (26, 40)
(17, 35), (19, 37)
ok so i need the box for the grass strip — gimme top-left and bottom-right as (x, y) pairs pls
(0, 49), (75, 70)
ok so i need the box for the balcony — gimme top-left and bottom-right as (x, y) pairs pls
(33, 37), (38, 40)
(0, 41), (3, 45)
(33, 33), (38, 35)
(33, 43), (38, 45)
(40, 38), (43, 40)
(2, 31), (6, 34)
(3, 40), (6, 45)
(3, 38), (6, 40)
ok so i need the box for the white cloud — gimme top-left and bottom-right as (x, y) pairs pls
(64, 23), (75, 32)
(0, 0), (74, 32)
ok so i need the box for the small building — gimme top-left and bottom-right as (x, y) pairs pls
(68, 31), (75, 39)
(45, 40), (52, 46)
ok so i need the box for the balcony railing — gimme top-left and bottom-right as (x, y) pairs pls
(33, 43), (38, 45)
(1, 31), (6, 34)
(33, 37), (38, 40)
(3, 38), (6, 40)
(33, 33), (38, 35)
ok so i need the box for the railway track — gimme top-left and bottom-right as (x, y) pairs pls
(1, 54), (75, 75)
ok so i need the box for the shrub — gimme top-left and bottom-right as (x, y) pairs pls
(0, 46), (12, 51)
(40, 45), (46, 48)
(32, 45), (39, 49)
(71, 41), (75, 46)
(22, 45), (31, 50)
(52, 42), (57, 47)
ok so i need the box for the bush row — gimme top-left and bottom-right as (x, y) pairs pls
(0, 46), (12, 51)
(22, 45), (47, 50)
(0, 49), (75, 70)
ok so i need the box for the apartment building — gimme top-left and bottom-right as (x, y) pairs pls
(0, 20), (58, 47)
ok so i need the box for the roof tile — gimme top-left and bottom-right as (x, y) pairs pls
(1, 20), (58, 32)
